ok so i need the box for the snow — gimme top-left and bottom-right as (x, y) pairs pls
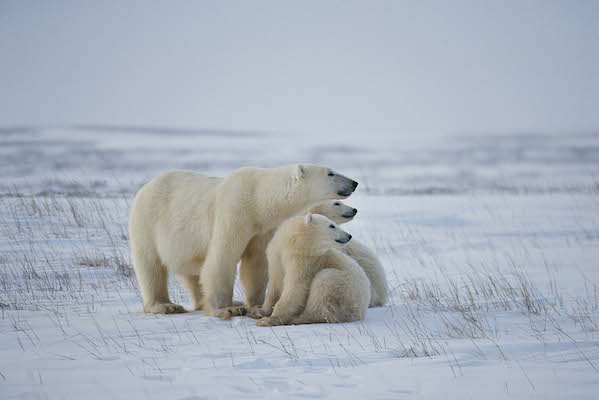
(1, 127), (599, 399)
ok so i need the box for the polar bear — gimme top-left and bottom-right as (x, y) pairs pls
(253, 213), (370, 326)
(246, 200), (387, 317)
(307, 200), (358, 224)
(306, 200), (389, 307)
(129, 164), (358, 316)
(238, 200), (359, 306)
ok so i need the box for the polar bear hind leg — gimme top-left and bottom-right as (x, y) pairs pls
(178, 274), (203, 311)
(133, 249), (185, 314)
(291, 268), (366, 325)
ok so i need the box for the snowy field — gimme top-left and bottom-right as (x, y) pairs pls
(1, 127), (599, 399)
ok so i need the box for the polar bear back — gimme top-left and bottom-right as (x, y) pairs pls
(341, 240), (389, 307)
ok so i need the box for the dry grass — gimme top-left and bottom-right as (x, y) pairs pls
(0, 187), (598, 384)
(0, 191), (137, 312)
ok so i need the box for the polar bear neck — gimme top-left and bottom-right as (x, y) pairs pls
(253, 167), (314, 231)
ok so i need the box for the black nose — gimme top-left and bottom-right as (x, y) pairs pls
(347, 234), (352, 241)
(352, 208), (357, 215)
(352, 180), (358, 189)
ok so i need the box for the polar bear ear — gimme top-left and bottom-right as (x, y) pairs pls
(295, 164), (305, 180)
(304, 213), (313, 224)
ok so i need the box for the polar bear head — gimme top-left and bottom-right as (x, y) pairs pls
(303, 213), (352, 253)
(281, 213), (352, 256)
(295, 164), (358, 201)
(307, 200), (357, 225)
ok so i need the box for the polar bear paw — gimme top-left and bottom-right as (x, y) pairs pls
(256, 316), (284, 327)
(144, 302), (186, 314)
(213, 305), (247, 320)
(246, 306), (271, 319)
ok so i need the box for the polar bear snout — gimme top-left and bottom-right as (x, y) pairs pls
(342, 208), (358, 219)
(336, 178), (359, 197)
(335, 233), (352, 244)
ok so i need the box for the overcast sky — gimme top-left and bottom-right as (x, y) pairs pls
(1, 1), (598, 137)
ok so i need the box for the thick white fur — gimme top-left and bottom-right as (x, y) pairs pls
(246, 200), (388, 314)
(242, 200), (359, 305)
(341, 240), (389, 307)
(293, 200), (388, 307)
(254, 214), (370, 326)
(129, 165), (357, 316)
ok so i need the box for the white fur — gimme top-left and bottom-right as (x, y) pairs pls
(305, 200), (389, 307)
(129, 165), (357, 315)
(246, 200), (388, 313)
(253, 214), (370, 326)
(340, 239), (389, 307)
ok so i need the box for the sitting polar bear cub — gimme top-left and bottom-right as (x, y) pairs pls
(254, 213), (371, 326)
(307, 200), (389, 308)
(248, 200), (388, 321)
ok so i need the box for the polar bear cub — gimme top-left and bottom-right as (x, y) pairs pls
(308, 200), (389, 307)
(307, 200), (358, 224)
(255, 213), (370, 326)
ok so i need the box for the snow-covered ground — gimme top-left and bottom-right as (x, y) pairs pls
(1, 127), (599, 399)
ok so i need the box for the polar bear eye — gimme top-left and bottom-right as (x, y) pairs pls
(328, 172), (334, 177)
(329, 224), (335, 229)
(334, 202), (340, 206)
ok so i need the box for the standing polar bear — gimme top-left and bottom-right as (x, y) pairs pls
(129, 164), (358, 317)
(254, 213), (370, 326)
(306, 200), (389, 307)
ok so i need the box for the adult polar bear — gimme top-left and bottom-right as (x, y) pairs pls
(129, 164), (358, 317)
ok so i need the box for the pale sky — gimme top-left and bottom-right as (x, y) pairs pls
(1, 1), (598, 137)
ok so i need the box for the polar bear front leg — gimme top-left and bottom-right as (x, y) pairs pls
(240, 234), (270, 307)
(257, 272), (310, 326)
(201, 228), (252, 318)
(247, 250), (284, 319)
